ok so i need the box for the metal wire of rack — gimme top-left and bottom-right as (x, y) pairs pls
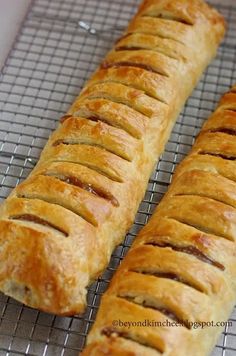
(0, 0), (235, 355)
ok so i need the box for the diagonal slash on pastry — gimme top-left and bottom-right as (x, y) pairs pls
(0, 0), (226, 316)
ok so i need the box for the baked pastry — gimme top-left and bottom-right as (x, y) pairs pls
(0, 0), (225, 315)
(82, 85), (236, 355)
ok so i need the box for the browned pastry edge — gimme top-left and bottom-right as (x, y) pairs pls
(82, 85), (236, 355)
(0, 0), (225, 315)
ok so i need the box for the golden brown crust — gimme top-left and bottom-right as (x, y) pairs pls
(82, 87), (236, 355)
(69, 97), (147, 139)
(0, 0), (225, 315)
(87, 66), (175, 103)
(115, 32), (190, 61)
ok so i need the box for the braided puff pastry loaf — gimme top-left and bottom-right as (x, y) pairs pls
(82, 86), (236, 356)
(0, 0), (225, 315)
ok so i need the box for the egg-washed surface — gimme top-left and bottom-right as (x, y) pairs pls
(0, 0), (225, 315)
(82, 85), (236, 356)
(0, 0), (235, 355)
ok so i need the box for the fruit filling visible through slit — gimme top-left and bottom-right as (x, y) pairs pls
(10, 214), (69, 237)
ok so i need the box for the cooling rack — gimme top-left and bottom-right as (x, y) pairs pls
(0, 0), (235, 355)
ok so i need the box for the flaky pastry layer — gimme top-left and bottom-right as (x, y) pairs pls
(82, 86), (236, 355)
(0, 0), (225, 314)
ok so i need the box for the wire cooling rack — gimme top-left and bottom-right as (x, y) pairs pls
(0, 0), (235, 355)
